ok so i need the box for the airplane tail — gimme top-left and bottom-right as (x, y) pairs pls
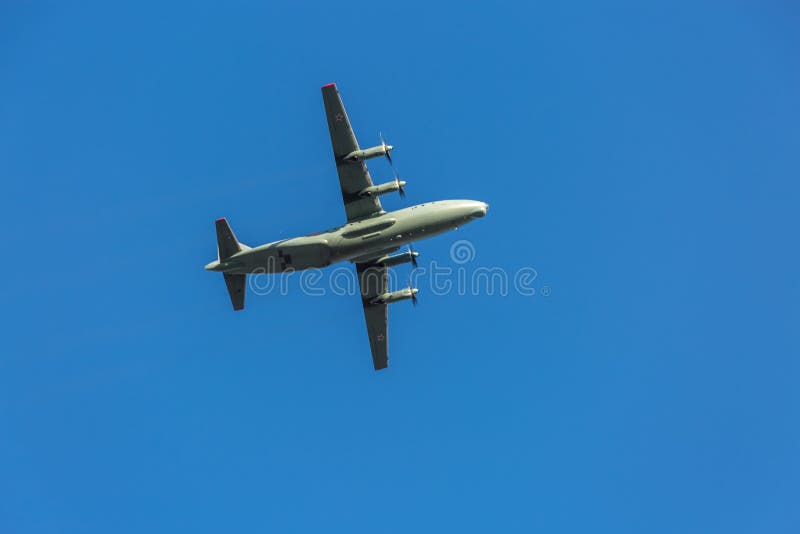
(215, 218), (248, 311)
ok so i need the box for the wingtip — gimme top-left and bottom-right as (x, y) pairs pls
(215, 217), (226, 223)
(322, 82), (336, 89)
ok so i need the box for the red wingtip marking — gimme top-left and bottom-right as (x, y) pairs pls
(215, 218), (226, 223)
(322, 82), (336, 88)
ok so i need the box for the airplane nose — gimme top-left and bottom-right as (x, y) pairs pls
(470, 202), (489, 219)
(204, 260), (220, 271)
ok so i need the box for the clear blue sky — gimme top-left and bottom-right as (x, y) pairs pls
(1, 1), (798, 532)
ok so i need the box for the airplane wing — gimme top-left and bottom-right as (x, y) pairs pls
(322, 83), (384, 222)
(356, 262), (389, 370)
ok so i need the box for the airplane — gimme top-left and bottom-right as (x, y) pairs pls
(205, 83), (489, 370)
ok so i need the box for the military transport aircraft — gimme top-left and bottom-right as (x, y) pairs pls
(205, 83), (488, 370)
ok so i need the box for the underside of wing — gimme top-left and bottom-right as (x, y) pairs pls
(321, 83), (383, 222)
(356, 262), (389, 370)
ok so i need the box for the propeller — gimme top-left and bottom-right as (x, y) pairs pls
(379, 132), (393, 165)
(393, 167), (406, 198)
(378, 132), (406, 198)
(380, 132), (407, 198)
(408, 244), (418, 268)
(408, 277), (418, 307)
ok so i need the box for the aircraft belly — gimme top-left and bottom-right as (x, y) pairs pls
(243, 240), (332, 272)
(331, 213), (457, 262)
(236, 207), (466, 271)
(282, 243), (332, 269)
(334, 231), (399, 262)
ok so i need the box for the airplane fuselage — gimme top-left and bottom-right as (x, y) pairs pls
(205, 199), (488, 274)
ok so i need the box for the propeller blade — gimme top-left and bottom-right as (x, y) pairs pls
(379, 132), (394, 165)
(393, 168), (405, 198)
(409, 245), (418, 268)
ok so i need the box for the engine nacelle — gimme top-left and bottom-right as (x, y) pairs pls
(342, 143), (393, 163)
(375, 250), (419, 267)
(358, 180), (407, 198)
(370, 287), (419, 305)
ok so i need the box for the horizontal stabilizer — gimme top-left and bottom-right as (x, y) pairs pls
(215, 218), (243, 260)
(224, 273), (245, 311)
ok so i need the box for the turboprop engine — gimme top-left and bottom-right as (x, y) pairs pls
(370, 287), (419, 306)
(342, 132), (395, 165)
(342, 143), (392, 163)
(358, 179), (407, 198)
